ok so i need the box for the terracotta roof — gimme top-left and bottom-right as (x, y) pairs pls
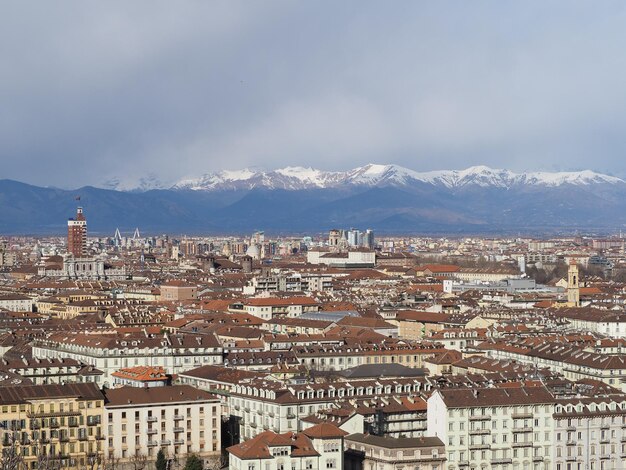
(227, 431), (319, 460)
(301, 423), (348, 439)
(111, 366), (169, 382)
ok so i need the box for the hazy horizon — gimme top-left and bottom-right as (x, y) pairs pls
(4, 1), (626, 187)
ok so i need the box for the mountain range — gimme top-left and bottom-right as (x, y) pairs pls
(2, 164), (626, 235)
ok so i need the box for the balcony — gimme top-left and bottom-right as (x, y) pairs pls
(286, 413), (296, 419)
(174, 439), (185, 445)
(512, 413), (533, 419)
(566, 440), (576, 446)
(490, 458), (512, 465)
(469, 415), (491, 421)
(173, 415), (185, 421)
(27, 410), (81, 419)
(147, 429), (157, 435)
(512, 442), (532, 448)
(161, 440), (171, 446)
(78, 435), (88, 441)
(512, 427), (533, 433)
(173, 427), (185, 433)
(469, 429), (491, 435)
(147, 416), (158, 423)
(458, 461), (470, 467)
(469, 444), (490, 450)
(566, 456), (577, 462)
(147, 441), (158, 447)
(250, 422), (257, 428)
(566, 426), (576, 431)
(532, 456), (544, 462)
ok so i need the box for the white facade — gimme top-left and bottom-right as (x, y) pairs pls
(104, 386), (221, 466)
(33, 334), (223, 387)
(0, 294), (33, 312)
(427, 388), (555, 470)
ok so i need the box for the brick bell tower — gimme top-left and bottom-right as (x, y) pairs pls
(67, 206), (87, 258)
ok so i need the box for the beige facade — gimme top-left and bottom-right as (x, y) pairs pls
(0, 383), (105, 470)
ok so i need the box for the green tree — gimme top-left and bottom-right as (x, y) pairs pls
(184, 455), (203, 470)
(155, 449), (167, 470)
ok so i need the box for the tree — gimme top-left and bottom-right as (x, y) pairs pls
(183, 455), (203, 470)
(204, 455), (227, 470)
(0, 432), (24, 470)
(129, 453), (148, 470)
(156, 449), (167, 470)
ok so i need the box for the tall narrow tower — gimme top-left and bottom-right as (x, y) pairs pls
(67, 207), (87, 258)
(567, 260), (580, 307)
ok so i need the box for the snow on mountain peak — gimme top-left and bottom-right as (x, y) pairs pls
(150, 164), (626, 192)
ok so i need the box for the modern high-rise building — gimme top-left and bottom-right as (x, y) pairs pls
(67, 206), (87, 258)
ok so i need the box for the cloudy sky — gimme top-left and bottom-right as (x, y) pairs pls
(3, 1), (626, 188)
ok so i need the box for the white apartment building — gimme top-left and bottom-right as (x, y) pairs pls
(0, 294), (33, 312)
(552, 396), (626, 470)
(344, 434), (446, 470)
(229, 377), (431, 440)
(228, 423), (347, 470)
(229, 297), (320, 321)
(104, 385), (221, 467)
(307, 249), (376, 268)
(33, 332), (222, 387)
(554, 308), (626, 339)
(427, 386), (556, 470)
(478, 340), (626, 392)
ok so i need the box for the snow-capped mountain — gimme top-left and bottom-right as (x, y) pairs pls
(4, 163), (626, 234)
(170, 164), (624, 192)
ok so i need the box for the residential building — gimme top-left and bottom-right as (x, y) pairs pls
(344, 434), (446, 470)
(0, 383), (105, 469)
(104, 385), (221, 466)
(227, 423), (347, 470)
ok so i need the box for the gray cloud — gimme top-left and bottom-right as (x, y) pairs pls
(2, 1), (626, 188)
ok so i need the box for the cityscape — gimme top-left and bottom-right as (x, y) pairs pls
(2, 2), (626, 470)
(0, 206), (625, 469)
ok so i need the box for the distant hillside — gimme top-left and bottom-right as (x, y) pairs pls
(2, 164), (626, 234)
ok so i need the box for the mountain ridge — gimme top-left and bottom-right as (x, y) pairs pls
(2, 164), (626, 235)
(156, 164), (625, 192)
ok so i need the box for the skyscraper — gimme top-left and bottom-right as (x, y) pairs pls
(67, 206), (87, 258)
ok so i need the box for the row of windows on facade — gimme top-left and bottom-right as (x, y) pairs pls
(247, 460), (336, 470)
(1, 401), (100, 414)
(108, 406), (217, 421)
